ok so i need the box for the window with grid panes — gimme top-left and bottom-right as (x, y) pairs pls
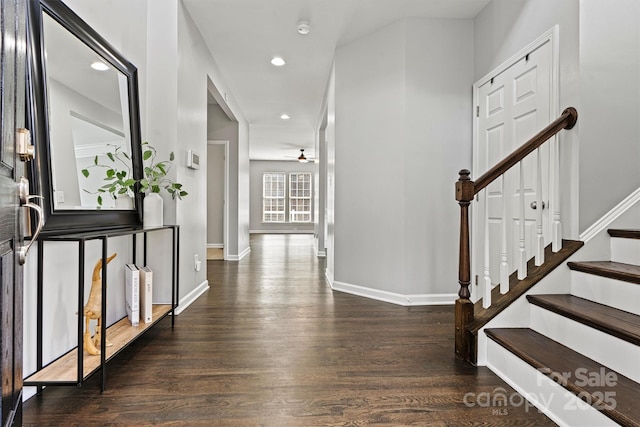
(262, 172), (286, 222)
(289, 172), (312, 222)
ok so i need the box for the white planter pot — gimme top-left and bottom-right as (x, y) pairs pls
(143, 192), (163, 229)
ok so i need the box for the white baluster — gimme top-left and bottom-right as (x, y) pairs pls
(551, 136), (562, 252)
(500, 175), (509, 294)
(518, 161), (527, 280)
(483, 189), (492, 308)
(535, 148), (544, 266)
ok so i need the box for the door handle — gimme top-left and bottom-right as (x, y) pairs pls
(530, 201), (546, 210)
(18, 176), (44, 265)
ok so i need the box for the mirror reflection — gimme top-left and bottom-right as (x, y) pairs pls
(42, 11), (134, 210)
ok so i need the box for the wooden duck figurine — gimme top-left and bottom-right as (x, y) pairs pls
(83, 253), (117, 355)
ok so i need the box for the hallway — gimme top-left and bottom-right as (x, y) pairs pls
(24, 234), (553, 425)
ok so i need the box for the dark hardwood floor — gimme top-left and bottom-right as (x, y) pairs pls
(24, 234), (554, 426)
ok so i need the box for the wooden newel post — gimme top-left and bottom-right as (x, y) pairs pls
(455, 169), (475, 361)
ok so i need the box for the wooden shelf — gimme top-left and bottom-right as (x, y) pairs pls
(28, 226), (179, 391)
(25, 304), (171, 384)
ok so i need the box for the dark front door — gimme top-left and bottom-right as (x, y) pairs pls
(0, 0), (28, 425)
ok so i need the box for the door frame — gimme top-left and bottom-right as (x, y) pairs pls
(471, 26), (560, 301)
(207, 140), (229, 260)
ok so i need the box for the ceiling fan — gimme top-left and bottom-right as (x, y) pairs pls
(286, 149), (315, 163)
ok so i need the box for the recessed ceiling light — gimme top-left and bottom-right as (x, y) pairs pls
(270, 56), (286, 67)
(91, 61), (109, 71)
(280, 114), (290, 120)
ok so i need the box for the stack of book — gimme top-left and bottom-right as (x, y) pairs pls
(124, 264), (153, 326)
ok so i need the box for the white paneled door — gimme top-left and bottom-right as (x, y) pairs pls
(473, 37), (555, 300)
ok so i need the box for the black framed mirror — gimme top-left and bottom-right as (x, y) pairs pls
(27, 0), (143, 235)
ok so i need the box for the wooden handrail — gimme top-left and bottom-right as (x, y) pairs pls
(473, 107), (577, 195)
(454, 106), (577, 362)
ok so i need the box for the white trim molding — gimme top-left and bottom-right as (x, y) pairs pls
(580, 186), (640, 242)
(227, 246), (251, 261)
(207, 243), (224, 249)
(331, 280), (456, 306)
(325, 268), (334, 287)
(175, 280), (209, 315)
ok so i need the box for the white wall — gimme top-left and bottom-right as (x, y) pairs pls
(144, 0), (189, 307)
(334, 20), (407, 295)
(330, 18), (473, 303)
(249, 160), (315, 233)
(578, 0), (640, 232)
(404, 18), (474, 296)
(474, 0), (578, 85)
(208, 103), (238, 142)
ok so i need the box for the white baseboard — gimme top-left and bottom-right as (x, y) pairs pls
(239, 246), (251, 260)
(250, 229), (313, 234)
(405, 293), (458, 305)
(331, 280), (456, 306)
(315, 250), (326, 258)
(325, 268), (334, 287)
(227, 246), (251, 261)
(175, 280), (209, 315)
(207, 243), (224, 249)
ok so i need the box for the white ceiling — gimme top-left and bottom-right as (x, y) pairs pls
(182, 0), (490, 161)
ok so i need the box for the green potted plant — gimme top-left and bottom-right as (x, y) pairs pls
(138, 141), (188, 228)
(81, 143), (136, 208)
(138, 141), (188, 200)
(82, 141), (187, 217)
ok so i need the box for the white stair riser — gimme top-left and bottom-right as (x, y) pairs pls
(610, 237), (640, 265)
(476, 265), (574, 366)
(570, 272), (640, 316)
(486, 339), (617, 427)
(530, 306), (640, 383)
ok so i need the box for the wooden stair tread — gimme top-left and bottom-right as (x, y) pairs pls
(608, 229), (640, 239)
(468, 240), (584, 334)
(485, 328), (640, 427)
(568, 261), (640, 284)
(527, 294), (640, 346)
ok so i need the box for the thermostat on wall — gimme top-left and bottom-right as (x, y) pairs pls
(187, 150), (200, 169)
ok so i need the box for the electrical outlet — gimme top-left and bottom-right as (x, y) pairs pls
(194, 254), (199, 271)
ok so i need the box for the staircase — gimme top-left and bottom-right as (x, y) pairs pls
(485, 229), (640, 426)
